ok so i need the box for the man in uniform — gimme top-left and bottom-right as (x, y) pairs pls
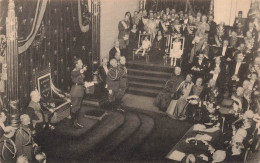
(70, 58), (87, 128)
(116, 56), (128, 111)
(15, 114), (37, 162)
(106, 59), (120, 110)
(25, 90), (54, 131)
(0, 126), (16, 163)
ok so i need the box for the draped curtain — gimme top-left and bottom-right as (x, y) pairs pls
(0, 0), (92, 108)
(145, 0), (210, 15)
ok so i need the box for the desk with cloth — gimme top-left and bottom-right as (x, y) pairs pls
(166, 124), (221, 162)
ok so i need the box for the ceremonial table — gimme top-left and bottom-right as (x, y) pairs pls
(166, 125), (221, 162)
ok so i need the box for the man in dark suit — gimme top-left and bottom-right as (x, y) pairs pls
(109, 40), (121, 61)
(190, 52), (208, 82)
(233, 11), (245, 30)
(207, 56), (226, 95)
(228, 53), (248, 95)
(217, 40), (233, 61)
(208, 14), (217, 45)
(98, 58), (109, 91)
(70, 58), (87, 128)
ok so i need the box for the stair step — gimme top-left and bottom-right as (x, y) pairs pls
(109, 113), (155, 161)
(88, 112), (141, 159)
(127, 87), (160, 97)
(128, 68), (171, 78)
(128, 81), (163, 90)
(128, 75), (168, 84)
(126, 61), (175, 73)
(48, 109), (125, 159)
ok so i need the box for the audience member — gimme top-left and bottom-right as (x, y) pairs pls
(154, 67), (184, 112)
(118, 12), (130, 55)
(109, 40), (121, 61)
(0, 126), (16, 163)
(150, 30), (166, 63)
(168, 74), (194, 120)
(135, 35), (151, 56)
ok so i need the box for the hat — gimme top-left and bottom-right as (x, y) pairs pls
(238, 11), (242, 14)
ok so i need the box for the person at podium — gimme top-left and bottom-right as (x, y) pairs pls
(70, 58), (87, 128)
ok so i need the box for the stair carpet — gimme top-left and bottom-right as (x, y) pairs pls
(127, 61), (175, 97)
(45, 106), (155, 162)
(85, 111), (155, 162)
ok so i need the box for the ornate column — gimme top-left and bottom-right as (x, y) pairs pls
(5, 0), (19, 128)
(91, 0), (100, 83)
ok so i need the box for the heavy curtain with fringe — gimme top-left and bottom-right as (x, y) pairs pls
(0, 0), (92, 108)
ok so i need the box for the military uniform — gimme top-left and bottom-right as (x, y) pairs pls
(15, 125), (34, 162)
(117, 64), (128, 100)
(106, 66), (120, 109)
(0, 136), (16, 163)
(25, 100), (50, 130)
(70, 69), (85, 120)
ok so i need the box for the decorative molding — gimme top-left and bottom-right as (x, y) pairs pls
(78, 0), (91, 33)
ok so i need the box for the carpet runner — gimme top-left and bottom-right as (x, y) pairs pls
(109, 113), (155, 161)
(45, 107), (125, 159)
(86, 111), (142, 161)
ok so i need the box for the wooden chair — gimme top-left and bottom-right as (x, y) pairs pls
(163, 34), (171, 65)
(133, 33), (152, 63)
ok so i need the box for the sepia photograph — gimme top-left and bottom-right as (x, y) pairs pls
(0, 0), (260, 162)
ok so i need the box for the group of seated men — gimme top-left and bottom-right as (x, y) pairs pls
(0, 90), (52, 162)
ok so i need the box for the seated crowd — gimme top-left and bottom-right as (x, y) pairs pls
(112, 1), (260, 162)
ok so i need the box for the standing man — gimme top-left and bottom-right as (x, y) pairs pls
(0, 126), (16, 163)
(106, 59), (120, 110)
(233, 11), (245, 30)
(109, 40), (121, 61)
(116, 56), (128, 112)
(15, 114), (37, 162)
(70, 58), (87, 128)
(98, 58), (109, 92)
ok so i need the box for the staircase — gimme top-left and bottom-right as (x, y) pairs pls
(127, 61), (175, 97)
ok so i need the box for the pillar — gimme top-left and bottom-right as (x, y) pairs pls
(5, 0), (19, 128)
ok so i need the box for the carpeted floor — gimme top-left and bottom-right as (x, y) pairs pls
(41, 105), (192, 163)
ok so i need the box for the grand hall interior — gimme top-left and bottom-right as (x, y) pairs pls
(0, 0), (260, 162)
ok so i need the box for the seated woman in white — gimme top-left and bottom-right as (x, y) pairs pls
(135, 36), (151, 56)
(170, 37), (182, 66)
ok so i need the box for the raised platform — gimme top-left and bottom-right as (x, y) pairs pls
(127, 61), (174, 97)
